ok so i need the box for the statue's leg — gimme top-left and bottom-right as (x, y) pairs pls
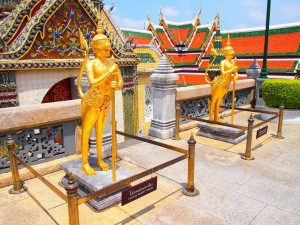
(81, 102), (97, 176)
(215, 90), (226, 122)
(215, 98), (221, 121)
(210, 96), (217, 121)
(95, 108), (110, 171)
(209, 84), (217, 121)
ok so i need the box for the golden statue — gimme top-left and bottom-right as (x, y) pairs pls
(205, 34), (238, 123)
(77, 9), (123, 176)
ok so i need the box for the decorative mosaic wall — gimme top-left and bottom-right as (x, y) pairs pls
(144, 84), (153, 123)
(0, 71), (18, 108)
(25, 0), (95, 60)
(0, 121), (76, 173)
(180, 88), (252, 121)
(136, 75), (152, 133)
(121, 66), (137, 137)
(16, 68), (79, 105)
(123, 90), (135, 137)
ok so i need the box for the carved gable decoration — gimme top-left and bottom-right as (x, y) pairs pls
(23, 0), (95, 59)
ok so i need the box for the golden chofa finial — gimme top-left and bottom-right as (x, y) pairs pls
(159, 6), (164, 20)
(198, 6), (202, 18)
(147, 12), (152, 24)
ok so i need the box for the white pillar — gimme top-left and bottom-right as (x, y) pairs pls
(149, 56), (178, 139)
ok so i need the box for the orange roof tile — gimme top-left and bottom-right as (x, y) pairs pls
(237, 60), (296, 70)
(225, 32), (300, 55)
(124, 36), (152, 45)
(169, 54), (198, 64)
(156, 30), (174, 49)
(189, 30), (209, 49)
(169, 27), (191, 43)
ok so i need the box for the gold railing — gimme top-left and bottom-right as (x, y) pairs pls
(174, 102), (285, 160)
(7, 130), (199, 224)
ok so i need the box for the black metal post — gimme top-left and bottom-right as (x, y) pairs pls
(259, 0), (271, 79)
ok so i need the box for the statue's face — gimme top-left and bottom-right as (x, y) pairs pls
(224, 49), (235, 59)
(92, 39), (111, 59)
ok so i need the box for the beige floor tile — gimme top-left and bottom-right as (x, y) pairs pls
(0, 196), (57, 225)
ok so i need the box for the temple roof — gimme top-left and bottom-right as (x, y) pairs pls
(121, 28), (160, 73)
(220, 22), (300, 58)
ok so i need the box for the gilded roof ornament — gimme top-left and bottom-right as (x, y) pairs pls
(216, 11), (220, 30)
(197, 6), (202, 20)
(159, 6), (164, 21)
(147, 12), (152, 24)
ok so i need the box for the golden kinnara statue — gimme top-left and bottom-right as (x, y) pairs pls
(205, 34), (238, 123)
(77, 10), (123, 176)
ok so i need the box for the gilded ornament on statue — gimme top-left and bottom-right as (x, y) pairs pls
(205, 33), (238, 123)
(77, 8), (123, 176)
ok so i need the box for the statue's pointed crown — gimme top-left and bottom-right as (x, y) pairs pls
(92, 5), (109, 42)
(224, 32), (234, 51)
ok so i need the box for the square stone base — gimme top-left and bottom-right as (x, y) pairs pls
(61, 156), (133, 211)
(196, 122), (246, 144)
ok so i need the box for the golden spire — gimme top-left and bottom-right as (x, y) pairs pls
(216, 11), (220, 30)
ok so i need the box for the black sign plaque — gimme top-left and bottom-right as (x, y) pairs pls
(121, 176), (157, 206)
(256, 126), (268, 139)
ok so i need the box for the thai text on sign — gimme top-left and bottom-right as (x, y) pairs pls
(121, 177), (157, 206)
(256, 126), (268, 139)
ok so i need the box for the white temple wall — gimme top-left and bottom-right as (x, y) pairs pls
(16, 68), (78, 106)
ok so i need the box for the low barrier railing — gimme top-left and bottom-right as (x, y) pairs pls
(7, 130), (199, 225)
(174, 103), (285, 160)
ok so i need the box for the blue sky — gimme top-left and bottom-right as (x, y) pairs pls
(103, 0), (300, 30)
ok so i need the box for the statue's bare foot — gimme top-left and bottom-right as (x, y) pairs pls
(96, 160), (110, 171)
(82, 163), (96, 176)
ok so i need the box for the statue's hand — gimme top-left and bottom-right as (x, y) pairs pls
(111, 80), (117, 89)
(233, 66), (238, 73)
(109, 64), (117, 74)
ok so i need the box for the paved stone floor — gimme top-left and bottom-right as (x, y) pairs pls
(0, 112), (300, 225)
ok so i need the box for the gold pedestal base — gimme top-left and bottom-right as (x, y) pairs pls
(182, 187), (199, 197)
(241, 155), (255, 160)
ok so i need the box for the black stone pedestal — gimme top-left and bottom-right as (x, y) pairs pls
(197, 122), (247, 144)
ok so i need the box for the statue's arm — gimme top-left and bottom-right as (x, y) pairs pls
(220, 60), (238, 75)
(114, 67), (124, 91)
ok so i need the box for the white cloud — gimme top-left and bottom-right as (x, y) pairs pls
(242, 0), (261, 7)
(162, 6), (179, 17)
(235, 23), (248, 29)
(280, 4), (300, 20)
(248, 11), (265, 21)
(120, 18), (145, 29)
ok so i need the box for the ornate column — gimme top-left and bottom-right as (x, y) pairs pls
(149, 56), (178, 139)
(247, 59), (262, 108)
